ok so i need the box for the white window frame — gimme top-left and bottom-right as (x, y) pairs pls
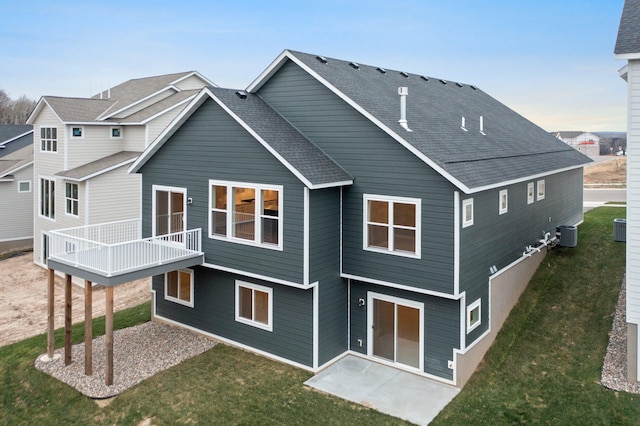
(65, 182), (79, 217)
(18, 180), (31, 193)
(71, 126), (84, 139)
(208, 180), (283, 250)
(110, 126), (123, 139)
(363, 194), (421, 258)
(467, 298), (482, 333)
(527, 182), (535, 205)
(39, 177), (55, 220)
(235, 280), (273, 331)
(537, 180), (545, 201)
(499, 189), (508, 215)
(462, 198), (474, 228)
(39, 127), (58, 152)
(164, 268), (194, 307)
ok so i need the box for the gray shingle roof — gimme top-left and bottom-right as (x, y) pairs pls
(43, 97), (117, 122)
(278, 50), (591, 191)
(0, 125), (32, 144)
(56, 151), (141, 181)
(116, 90), (200, 123)
(0, 144), (33, 178)
(616, 0), (640, 55)
(208, 87), (352, 188)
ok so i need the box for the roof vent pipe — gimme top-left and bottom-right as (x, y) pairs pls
(398, 87), (412, 132)
(479, 116), (485, 135)
(461, 116), (468, 131)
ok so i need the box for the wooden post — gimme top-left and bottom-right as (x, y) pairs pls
(84, 280), (92, 375)
(105, 286), (114, 386)
(64, 274), (72, 365)
(47, 268), (55, 358)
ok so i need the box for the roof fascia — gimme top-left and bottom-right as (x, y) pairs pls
(129, 88), (213, 174)
(248, 50), (471, 192)
(171, 71), (218, 88)
(139, 94), (197, 125)
(27, 98), (64, 125)
(99, 86), (178, 121)
(616, 52), (640, 60)
(59, 157), (137, 182)
(0, 129), (33, 146)
(1, 160), (33, 178)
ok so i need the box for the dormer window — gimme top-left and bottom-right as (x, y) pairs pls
(71, 126), (83, 138)
(110, 127), (122, 139)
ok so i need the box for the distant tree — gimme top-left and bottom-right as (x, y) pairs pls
(0, 89), (37, 125)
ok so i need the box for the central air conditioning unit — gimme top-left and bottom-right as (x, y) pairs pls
(556, 225), (578, 248)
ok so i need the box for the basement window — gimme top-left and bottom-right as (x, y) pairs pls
(467, 298), (481, 333)
(165, 269), (194, 307)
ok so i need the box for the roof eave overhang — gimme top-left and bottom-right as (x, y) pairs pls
(616, 52), (640, 60)
(59, 157), (138, 182)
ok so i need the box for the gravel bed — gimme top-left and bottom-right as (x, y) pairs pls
(35, 321), (216, 399)
(601, 276), (640, 393)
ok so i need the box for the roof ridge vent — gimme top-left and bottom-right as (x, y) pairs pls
(377, 67), (387, 74)
(235, 90), (247, 99)
(316, 55), (328, 64)
(349, 62), (360, 70)
(400, 71), (409, 78)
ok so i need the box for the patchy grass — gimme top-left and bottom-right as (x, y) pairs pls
(584, 157), (626, 186)
(433, 207), (633, 425)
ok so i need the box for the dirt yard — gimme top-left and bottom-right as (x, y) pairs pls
(0, 252), (151, 347)
(584, 156), (626, 185)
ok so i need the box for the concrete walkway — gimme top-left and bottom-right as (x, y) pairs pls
(305, 355), (459, 425)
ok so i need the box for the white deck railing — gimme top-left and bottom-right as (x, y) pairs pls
(48, 219), (202, 277)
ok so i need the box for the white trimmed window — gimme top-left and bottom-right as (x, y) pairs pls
(65, 183), (78, 216)
(110, 127), (122, 139)
(462, 198), (474, 228)
(18, 181), (31, 193)
(364, 194), (421, 257)
(71, 126), (83, 138)
(537, 180), (545, 201)
(527, 182), (535, 204)
(165, 269), (194, 307)
(467, 298), (482, 333)
(235, 281), (272, 331)
(209, 180), (282, 249)
(499, 189), (508, 215)
(40, 127), (57, 152)
(40, 178), (55, 219)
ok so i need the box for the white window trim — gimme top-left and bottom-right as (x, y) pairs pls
(363, 194), (421, 258)
(164, 268), (194, 308)
(152, 184), (187, 238)
(65, 182), (79, 217)
(71, 126), (84, 139)
(208, 179), (283, 251)
(467, 298), (482, 333)
(110, 126), (123, 139)
(499, 189), (508, 215)
(18, 180), (31, 193)
(537, 180), (545, 201)
(39, 126), (58, 153)
(235, 280), (273, 331)
(462, 198), (474, 228)
(527, 182), (535, 204)
(39, 176), (56, 221)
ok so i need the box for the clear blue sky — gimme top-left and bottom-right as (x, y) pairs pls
(0, 0), (628, 131)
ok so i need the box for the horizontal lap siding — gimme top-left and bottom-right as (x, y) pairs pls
(154, 267), (314, 366)
(0, 166), (33, 241)
(460, 169), (584, 341)
(349, 280), (460, 380)
(310, 188), (348, 364)
(628, 60), (640, 324)
(140, 99), (305, 283)
(259, 60), (456, 294)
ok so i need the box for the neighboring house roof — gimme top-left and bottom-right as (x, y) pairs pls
(248, 50), (592, 193)
(554, 131), (585, 139)
(0, 144), (33, 179)
(616, 0), (640, 57)
(129, 87), (354, 189)
(27, 71), (215, 125)
(56, 151), (141, 181)
(0, 125), (33, 145)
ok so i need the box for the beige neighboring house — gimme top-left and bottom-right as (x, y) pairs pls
(0, 125), (34, 254)
(26, 71), (215, 268)
(553, 131), (601, 156)
(616, 0), (640, 383)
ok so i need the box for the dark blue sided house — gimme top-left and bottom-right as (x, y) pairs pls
(128, 50), (591, 387)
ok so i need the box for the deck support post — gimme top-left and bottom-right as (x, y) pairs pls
(47, 268), (55, 358)
(105, 286), (114, 386)
(84, 280), (92, 375)
(64, 274), (72, 365)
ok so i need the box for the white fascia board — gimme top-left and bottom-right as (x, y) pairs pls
(202, 262), (317, 290)
(99, 86), (177, 121)
(139, 94), (197, 125)
(59, 158), (137, 182)
(341, 272), (461, 300)
(129, 88), (212, 174)
(27, 98), (64, 125)
(616, 52), (640, 60)
(247, 50), (471, 193)
(0, 129), (34, 146)
(2, 161), (33, 178)
(172, 71), (218, 88)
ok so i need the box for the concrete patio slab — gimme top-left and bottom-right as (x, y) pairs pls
(305, 355), (460, 425)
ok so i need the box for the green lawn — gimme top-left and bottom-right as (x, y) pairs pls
(0, 207), (634, 425)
